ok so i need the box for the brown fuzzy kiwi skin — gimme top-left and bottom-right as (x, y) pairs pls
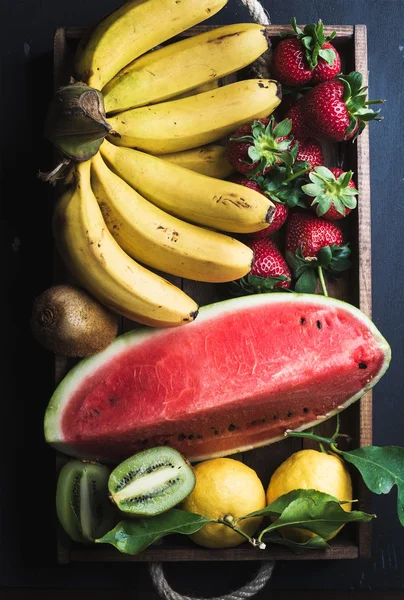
(30, 284), (119, 357)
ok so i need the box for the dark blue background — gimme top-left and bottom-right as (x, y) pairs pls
(1, 0), (403, 595)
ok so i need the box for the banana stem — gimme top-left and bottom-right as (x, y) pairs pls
(317, 266), (328, 296)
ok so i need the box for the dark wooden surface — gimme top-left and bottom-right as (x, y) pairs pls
(1, 0), (404, 596)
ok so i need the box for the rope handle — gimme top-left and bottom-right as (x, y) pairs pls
(150, 1), (273, 598)
(149, 561), (275, 600)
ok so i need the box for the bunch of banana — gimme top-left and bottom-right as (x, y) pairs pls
(53, 160), (199, 328)
(49, 0), (284, 327)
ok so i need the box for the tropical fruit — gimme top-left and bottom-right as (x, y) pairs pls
(181, 458), (266, 548)
(56, 460), (116, 543)
(108, 447), (196, 516)
(44, 294), (390, 463)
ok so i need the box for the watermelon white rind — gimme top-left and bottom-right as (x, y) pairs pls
(44, 293), (391, 463)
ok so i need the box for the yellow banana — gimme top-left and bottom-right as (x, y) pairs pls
(171, 80), (219, 101)
(53, 160), (198, 327)
(100, 139), (275, 234)
(75, 0), (228, 91)
(107, 79), (282, 154)
(91, 152), (253, 282)
(160, 144), (234, 178)
(103, 24), (269, 113)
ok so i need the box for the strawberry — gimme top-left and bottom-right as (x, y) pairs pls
(294, 138), (324, 169)
(226, 117), (294, 176)
(231, 239), (291, 295)
(249, 204), (289, 239)
(271, 19), (341, 87)
(285, 101), (311, 138)
(302, 166), (358, 220)
(285, 210), (351, 294)
(228, 174), (289, 236)
(300, 72), (384, 141)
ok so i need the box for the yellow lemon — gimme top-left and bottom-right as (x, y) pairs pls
(266, 449), (353, 542)
(181, 458), (266, 548)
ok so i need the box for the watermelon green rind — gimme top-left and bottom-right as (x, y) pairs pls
(44, 293), (391, 462)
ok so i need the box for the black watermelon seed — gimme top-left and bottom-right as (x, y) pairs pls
(228, 424), (236, 431)
(287, 411), (292, 418)
(359, 362), (368, 369)
(273, 414), (278, 420)
(316, 320), (322, 329)
(178, 433), (186, 441)
(197, 434), (203, 439)
(303, 407), (309, 414)
(141, 439), (149, 445)
(109, 397), (117, 406)
(300, 317), (306, 325)
(92, 409), (100, 416)
(188, 434), (194, 440)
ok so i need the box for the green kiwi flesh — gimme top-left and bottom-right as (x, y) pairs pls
(108, 447), (196, 517)
(56, 460), (116, 543)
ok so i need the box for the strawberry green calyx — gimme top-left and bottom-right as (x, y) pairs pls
(257, 158), (311, 208)
(338, 71), (385, 139)
(230, 117), (294, 176)
(286, 244), (352, 295)
(291, 18), (337, 70)
(302, 166), (358, 217)
(230, 274), (292, 296)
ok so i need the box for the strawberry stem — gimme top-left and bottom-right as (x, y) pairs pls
(364, 99), (385, 105)
(284, 165), (311, 184)
(317, 266), (328, 296)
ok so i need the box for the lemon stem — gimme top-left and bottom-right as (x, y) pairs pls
(285, 430), (343, 455)
(217, 518), (265, 549)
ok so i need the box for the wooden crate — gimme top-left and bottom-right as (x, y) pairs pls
(52, 23), (372, 563)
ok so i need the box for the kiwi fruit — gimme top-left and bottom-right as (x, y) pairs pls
(30, 284), (119, 356)
(56, 460), (117, 543)
(109, 447), (196, 517)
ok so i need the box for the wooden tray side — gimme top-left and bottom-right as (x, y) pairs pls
(52, 24), (372, 563)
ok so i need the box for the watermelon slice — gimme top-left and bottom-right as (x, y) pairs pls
(44, 294), (390, 463)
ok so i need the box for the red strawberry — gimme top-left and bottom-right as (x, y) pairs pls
(285, 101), (311, 138)
(228, 174), (289, 236)
(271, 38), (313, 87)
(271, 19), (340, 87)
(294, 138), (324, 169)
(250, 204), (289, 238)
(249, 239), (291, 286)
(285, 210), (351, 295)
(227, 117), (294, 176)
(286, 211), (344, 258)
(301, 72), (384, 141)
(231, 239), (291, 295)
(302, 166), (358, 220)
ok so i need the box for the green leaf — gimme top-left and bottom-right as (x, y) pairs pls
(318, 48), (336, 65)
(273, 119), (292, 138)
(239, 489), (344, 520)
(341, 195), (357, 209)
(248, 146), (261, 163)
(95, 509), (212, 555)
(263, 534), (329, 553)
(315, 195), (333, 217)
(301, 183), (323, 197)
(338, 170), (353, 187)
(346, 71), (364, 95)
(341, 446), (404, 527)
(332, 197), (346, 216)
(295, 269), (318, 293)
(317, 245), (333, 266)
(313, 166), (336, 181)
(259, 497), (374, 540)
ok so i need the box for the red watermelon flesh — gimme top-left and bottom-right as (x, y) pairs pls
(44, 294), (390, 463)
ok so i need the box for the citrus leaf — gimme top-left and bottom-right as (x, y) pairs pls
(259, 497), (374, 540)
(341, 446), (404, 527)
(95, 509), (212, 555)
(238, 489), (345, 520)
(263, 534), (329, 553)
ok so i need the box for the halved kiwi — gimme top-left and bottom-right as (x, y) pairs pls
(108, 447), (196, 517)
(56, 460), (117, 543)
